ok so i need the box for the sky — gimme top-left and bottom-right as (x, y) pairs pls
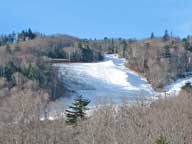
(0, 0), (192, 39)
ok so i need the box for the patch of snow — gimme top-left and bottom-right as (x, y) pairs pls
(164, 76), (192, 95)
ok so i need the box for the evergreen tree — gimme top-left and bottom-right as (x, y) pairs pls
(163, 30), (170, 41)
(150, 32), (155, 39)
(104, 37), (108, 50)
(122, 40), (127, 57)
(4, 61), (15, 81)
(182, 82), (192, 91)
(182, 38), (192, 52)
(28, 28), (36, 39)
(21, 62), (37, 80)
(81, 46), (94, 62)
(65, 95), (90, 124)
(164, 45), (171, 58)
(155, 135), (170, 144)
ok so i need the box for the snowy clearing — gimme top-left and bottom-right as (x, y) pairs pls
(44, 54), (192, 120)
(54, 54), (155, 106)
(53, 54), (192, 107)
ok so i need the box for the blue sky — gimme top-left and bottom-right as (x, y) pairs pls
(0, 0), (192, 39)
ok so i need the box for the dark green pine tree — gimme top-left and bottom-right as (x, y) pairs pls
(182, 82), (192, 91)
(81, 46), (94, 62)
(163, 30), (170, 41)
(150, 32), (155, 39)
(28, 28), (36, 40)
(65, 95), (90, 124)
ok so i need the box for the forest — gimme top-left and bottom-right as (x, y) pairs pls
(1, 29), (192, 143)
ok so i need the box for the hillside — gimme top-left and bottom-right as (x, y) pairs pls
(1, 30), (192, 101)
(1, 30), (192, 144)
(86, 34), (192, 90)
(0, 30), (105, 102)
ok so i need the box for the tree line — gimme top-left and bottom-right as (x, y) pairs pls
(0, 28), (36, 46)
(87, 30), (192, 89)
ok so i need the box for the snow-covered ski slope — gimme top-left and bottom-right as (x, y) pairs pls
(54, 54), (192, 106)
(55, 54), (155, 106)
